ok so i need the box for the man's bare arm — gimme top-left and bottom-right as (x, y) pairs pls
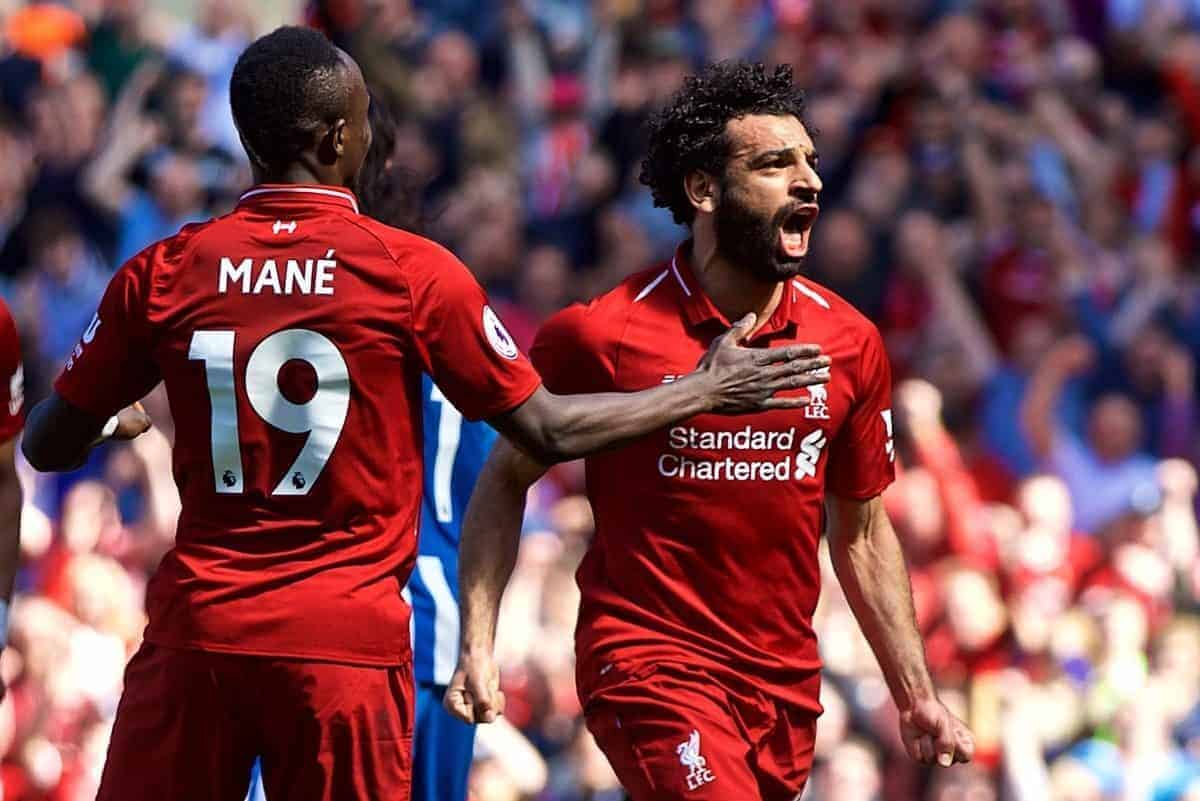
(445, 438), (548, 724)
(826, 492), (974, 767)
(0, 438), (21, 696)
(22, 394), (151, 472)
(489, 314), (829, 464)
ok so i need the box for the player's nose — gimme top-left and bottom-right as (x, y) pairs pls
(791, 163), (822, 198)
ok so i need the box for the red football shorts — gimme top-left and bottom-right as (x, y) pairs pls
(583, 660), (817, 801)
(96, 643), (413, 801)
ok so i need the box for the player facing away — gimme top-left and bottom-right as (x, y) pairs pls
(20, 28), (831, 801)
(244, 95), (489, 801)
(0, 299), (25, 699)
(447, 62), (976, 801)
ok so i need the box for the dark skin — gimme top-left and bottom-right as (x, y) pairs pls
(22, 51), (831, 473)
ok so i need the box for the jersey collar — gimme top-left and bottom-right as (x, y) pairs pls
(671, 241), (799, 340)
(237, 184), (360, 214)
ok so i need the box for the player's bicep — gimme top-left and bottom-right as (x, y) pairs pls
(54, 261), (160, 419)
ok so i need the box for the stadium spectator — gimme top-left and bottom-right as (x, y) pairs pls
(0, 1), (1198, 799)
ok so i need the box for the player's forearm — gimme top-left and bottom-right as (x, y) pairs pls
(458, 440), (547, 656)
(503, 379), (714, 463)
(0, 441), (21, 606)
(827, 495), (936, 711)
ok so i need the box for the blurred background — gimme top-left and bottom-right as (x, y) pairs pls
(1, 0), (1200, 799)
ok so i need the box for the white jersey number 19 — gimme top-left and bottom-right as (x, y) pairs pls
(189, 328), (351, 496)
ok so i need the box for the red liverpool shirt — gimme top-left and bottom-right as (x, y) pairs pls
(54, 184), (541, 665)
(531, 243), (895, 712)
(0, 299), (23, 443)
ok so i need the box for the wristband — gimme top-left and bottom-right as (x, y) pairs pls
(100, 415), (119, 441)
(0, 598), (8, 650)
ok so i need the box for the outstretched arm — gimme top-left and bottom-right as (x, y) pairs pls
(445, 438), (549, 724)
(489, 314), (830, 464)
(826, 492), (975, 767)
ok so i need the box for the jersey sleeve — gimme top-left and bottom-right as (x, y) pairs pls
(53, 252), (162, 419)
(0, 300), (24, 443)
(530, 303), (618, 395)
(825, 324), (896, 499)
(407, 246), (541, 421)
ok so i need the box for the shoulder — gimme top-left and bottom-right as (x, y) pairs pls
(123, 215), (222, 270)
(341, 216), (460, 273)
(534, 265), (664, 355)
(792, 276), (888, 388)
(796, 275), (883, 352)
(794, 275), (879, 340)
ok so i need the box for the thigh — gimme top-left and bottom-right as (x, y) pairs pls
(258, 660), (413, 801)
(583, 664), (761, 801)
(754, 704), (818, 801)
(97, 644), (258, 801)
(411, 683), (476, 801)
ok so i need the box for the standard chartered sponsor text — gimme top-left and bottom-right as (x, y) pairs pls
(659, 425), (824, 482)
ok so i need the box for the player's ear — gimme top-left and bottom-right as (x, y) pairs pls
(684, 170), (719, 215)
(320, 118), (348, 164)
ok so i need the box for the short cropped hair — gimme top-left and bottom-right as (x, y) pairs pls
(229, 26), (348, 170)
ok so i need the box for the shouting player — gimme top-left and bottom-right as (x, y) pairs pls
(447, 62), (975, 801)
(0, 299), (24, 698)
(21, 29), (829, 801)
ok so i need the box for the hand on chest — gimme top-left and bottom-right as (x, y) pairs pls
(616, 336), (855, 485)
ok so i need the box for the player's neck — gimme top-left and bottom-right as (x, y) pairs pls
(251, 163), (349, 189)
(688, 235), (784, 332)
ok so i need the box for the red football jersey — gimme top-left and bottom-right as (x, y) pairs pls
(0, 298), (23, 443)
(531, 244), (895, 712)
(55, 185), (541, 665)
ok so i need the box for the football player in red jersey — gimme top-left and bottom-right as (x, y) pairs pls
(20, 29), (829, 801)
(0, 298), (25, 701)
(448, 62), (976, 801)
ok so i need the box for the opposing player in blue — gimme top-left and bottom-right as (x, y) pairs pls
(244, 94), (489, 801)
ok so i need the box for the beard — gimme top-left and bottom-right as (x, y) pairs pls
(713, 187), (808, 283)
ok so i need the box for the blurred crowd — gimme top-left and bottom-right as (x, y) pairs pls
(1, 0), (1200, 799)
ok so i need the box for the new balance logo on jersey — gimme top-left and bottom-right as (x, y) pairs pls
(804, 382), (830, 419)
(65, 314), (101, 371)
(794, 428), (827, 479)
(82, 313), (101, 344)
(676, 730), (715, 791)
(272, 220), (297, 234)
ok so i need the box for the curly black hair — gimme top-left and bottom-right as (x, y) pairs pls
(640, 61), (809, 226)
(230, 26), (348, 171)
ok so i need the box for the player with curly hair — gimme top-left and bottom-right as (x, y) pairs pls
(448, 61), (975, 801)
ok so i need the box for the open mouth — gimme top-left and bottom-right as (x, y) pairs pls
(780, 205), (819, 258)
